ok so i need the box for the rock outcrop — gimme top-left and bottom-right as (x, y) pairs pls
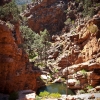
(48, 11), (100, 92)
(0, 20), (41, 93)
(22, 0), (67, 34)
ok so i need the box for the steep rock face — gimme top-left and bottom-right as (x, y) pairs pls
(0, 21), (41, 93)
(48, 12), (100, 91)
(23, 0), (67, 34)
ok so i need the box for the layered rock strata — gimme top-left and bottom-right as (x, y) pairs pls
(0, 21), (41, 93)
(22, 0), (67, 34)
(48, 12), (100, 91)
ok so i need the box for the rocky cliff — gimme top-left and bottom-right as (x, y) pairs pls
(47, 11), (100, 93)
(22, 0), (67, 34)
(0, 20), (41, 93)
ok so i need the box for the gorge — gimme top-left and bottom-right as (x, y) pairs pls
(0, 0), (100, 100)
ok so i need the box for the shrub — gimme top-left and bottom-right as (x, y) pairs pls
(39, 91), (61, 99)
(36, 95), (42, 100)
(78, 90), (85, 94)
(0, 0), (20, 22)
(39, 91), (49, 98)
(86, 85), (93, 90)
(87, 23), (98, 35)
(49, 93), (61, 98)
(81, 69), (87, 77)
(64, 18), (71, 25)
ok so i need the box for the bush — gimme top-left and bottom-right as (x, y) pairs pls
(86, 85), (93, 90)
(39, 91), (49, 98)
(39, 91), (61, 99)
(0, 0), (20, 22)
(78, 90), (85, 94)
(49, 93), (61, 98)
(81, 69), (87, 77)
(36, 95), (42, 100)
(64, 18), (71, 25)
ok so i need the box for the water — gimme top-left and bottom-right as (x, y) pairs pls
(37, 83), (75, 95)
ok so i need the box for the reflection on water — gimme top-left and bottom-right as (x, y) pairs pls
(37, 83), (75, 95)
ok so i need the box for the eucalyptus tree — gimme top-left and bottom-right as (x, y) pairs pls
(20, 26), (51, 67)
(0, 0), (20, 22)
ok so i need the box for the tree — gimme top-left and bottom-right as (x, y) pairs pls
(20, 26), (51, 67)
(20, 25), (36, 58)
(40, 29), (51, 66)
(83, 0), (92, 17)
(0, 0), (20, 22)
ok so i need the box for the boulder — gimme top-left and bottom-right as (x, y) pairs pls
(95, 86), (100, 91)
(18, 90), (36, 100)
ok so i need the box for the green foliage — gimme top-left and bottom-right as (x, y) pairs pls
(36, 95), (42, 100)
(86, 85), (93, 90)
(9, 92), (18, 100)
(32, 0), (35, 2)
(49, 93), (61, 98)
(20, 25), (36, 55)
(83, 0), (92, 17)
(39, 91), (49, 98)
(64, 18), (71, 25)
(6, 21), (14, 30)
(0, 0), (20, 22)
(20, 26), (51, 67)
(87, 23), (98, 35)
(39, 91), (61, 99)
(79, 90), (85, 94)
(95, 3), (100, 7)
(75, 0), (80, 3)
(75, 80), (80, 86)
(81, 69), (87, 76)
(35, 29), (51, 66)
(89, 7), (94, 17)
(22, 4), (27, 12)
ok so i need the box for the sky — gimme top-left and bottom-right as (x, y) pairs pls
(16, 0), (32, 5)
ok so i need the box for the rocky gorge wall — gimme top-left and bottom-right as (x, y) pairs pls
(47, 12), (100, 92)
(0, 20), (41, 93)
(22, 0), (67, 34)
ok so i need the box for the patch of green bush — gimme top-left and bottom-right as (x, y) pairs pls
(0, 0), (20, 22)
(81, 69), (87, 76)
(38, 91), (61, 99)
(36, 95), (42, 100)
(39, 91), (49, 98)
(86, 85), (93, 90)
(49, 93), (61, 98)
(78, 90), (85, 94)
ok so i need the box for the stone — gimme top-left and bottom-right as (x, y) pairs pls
(18, 90), (36, 100)
(23, 0), (67, 34)
(88, 94), (95, 99)
(95, 86), (100, 91)
(0, 21), (41, 93)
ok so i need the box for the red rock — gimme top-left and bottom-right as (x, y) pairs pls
(0, 21), (41, 93)
(24, 0), (66, 34)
